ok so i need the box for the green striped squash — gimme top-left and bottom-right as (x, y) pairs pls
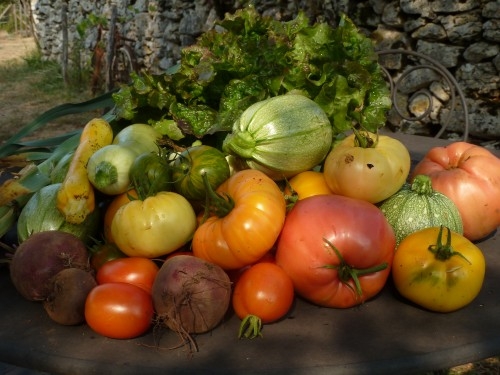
(379, 174), (463, 245)
(222, 93), (333, 180)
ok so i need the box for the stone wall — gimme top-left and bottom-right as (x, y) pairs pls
(30, 0), (499, 141)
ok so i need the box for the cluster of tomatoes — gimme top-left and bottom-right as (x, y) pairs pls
(86, 131), (500, 340)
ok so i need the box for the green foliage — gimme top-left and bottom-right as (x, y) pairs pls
(112, 6), (391, 141)
(76, 13), (108, 39)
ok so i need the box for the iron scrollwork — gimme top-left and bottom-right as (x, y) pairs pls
(376, 49), (469, 141)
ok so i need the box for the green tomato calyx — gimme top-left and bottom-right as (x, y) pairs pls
(200, 171), (234, 222)
(352, 128), (378, 149)
(322, 238), (388, 299)
(238, 314), (263, 339)
(428, 225), (471, 264)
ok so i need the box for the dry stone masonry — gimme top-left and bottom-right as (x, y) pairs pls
(30, 0), (499, 143)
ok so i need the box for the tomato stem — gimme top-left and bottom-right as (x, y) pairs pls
(428, 225), (471, 264)
(238, 314), (263, 339)
(283, 178), (299, 211)
(322, 238), (388, 298)
(411, 175), (434, 195)
(201, 171), (234, 221)
(352, 127), (378, 149)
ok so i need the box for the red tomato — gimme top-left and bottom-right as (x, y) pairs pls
(411, 141), (500, 241)
(275, 194), (396, 308)
(96, 257), (159, 294)
(232, 262), (294, 324)
(85, 282), (154, 339)
(90, 242), (127, 271)
(226, 251), (276, 284)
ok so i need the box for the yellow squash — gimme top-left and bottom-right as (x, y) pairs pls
(56, 118), (113, 224)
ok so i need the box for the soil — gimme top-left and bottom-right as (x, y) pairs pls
(0, 30), (36, 64)
(0, 31), (99, 143)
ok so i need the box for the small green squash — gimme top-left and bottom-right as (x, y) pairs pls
(379, 174), (463, 245)
(222, 93), (333, 180)
(17, 183), (101, 245)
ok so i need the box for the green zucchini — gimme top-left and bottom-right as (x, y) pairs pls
(17, 183), (101, 245)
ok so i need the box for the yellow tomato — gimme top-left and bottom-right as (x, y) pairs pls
(111, 192), (197, 258)
(392, 226), (485, 313)
(284, 171), (333, 200)
(323, 132), (411, 203)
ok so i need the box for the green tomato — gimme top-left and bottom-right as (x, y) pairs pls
(129, 151), (173, 198)
(172, 145), (230, 201)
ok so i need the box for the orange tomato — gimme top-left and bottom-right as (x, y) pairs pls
(192, 169), (286, 270)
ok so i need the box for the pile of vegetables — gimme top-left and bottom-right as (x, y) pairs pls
(1, 6), (500, 350)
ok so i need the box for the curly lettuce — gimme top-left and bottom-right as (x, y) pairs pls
(112, 6), (391, 140)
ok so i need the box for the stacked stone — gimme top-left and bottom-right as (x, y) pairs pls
(30, 0), (499, 142)
(352, 0), (500, 141)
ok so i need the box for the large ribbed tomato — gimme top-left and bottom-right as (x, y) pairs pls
(411, 141), (500, 241)
(192, 169), (286, 270)
(110, 192), (197, 258)
(275, 194), (396, 308)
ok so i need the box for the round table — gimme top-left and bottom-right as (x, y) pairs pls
(1, 133), (499, 375)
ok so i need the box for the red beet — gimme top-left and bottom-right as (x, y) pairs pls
(10, 230), (90, 301)
(152, 255), (231, 337)
(44, 267), (97, 325)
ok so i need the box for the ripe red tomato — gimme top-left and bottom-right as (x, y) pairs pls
(96, 257), (159, 294)
(85, 282), (154, 339)
(232, 261), (294, 324)
(276, 194), (396, 308)
(411, 141), (500, 241)
(90, 242), (127, 271)
(232, 261), (295, 339)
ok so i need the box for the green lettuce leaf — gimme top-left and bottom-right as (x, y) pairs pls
(111, 6), (391, 139)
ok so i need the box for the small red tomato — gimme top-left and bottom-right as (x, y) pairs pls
(96, 257), (159, 294)
(90, 242), (127, 271)
(232, 262), (294, 324)
(85, 282), (154, 339)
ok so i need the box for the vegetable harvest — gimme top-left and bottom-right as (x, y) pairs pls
(1, 6), (498, 354)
